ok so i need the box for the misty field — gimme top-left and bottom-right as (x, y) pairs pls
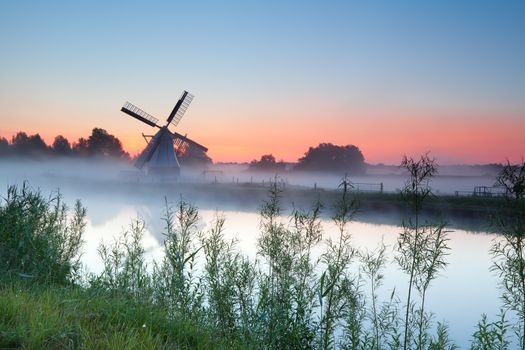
(1, 157), (525, 349)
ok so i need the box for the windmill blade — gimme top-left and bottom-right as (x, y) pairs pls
(170, 131), (208, 154)
(121, 102), (160, 128)
(134, 129), (163, 169)
(166, 91), (194, 127)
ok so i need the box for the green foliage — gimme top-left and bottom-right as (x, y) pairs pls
(428, 323), (458, 350)
(489, 160), (525, 349)
(470, 313), (510, 350)
(93, 217), (151, 299)
(360, 240), (388, 349)
(3, 173), (511, 349)
(0, 183), (86, 285)
(319, 178), (360, 350)
(201, 214), (240, 340)
(256, 179), (321, 349)
(153, 199), (204, 318)
(396, 154), (451, 350)
(0, 284), (225, 349)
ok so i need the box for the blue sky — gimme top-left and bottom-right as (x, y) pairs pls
(1, 0), (524, 163)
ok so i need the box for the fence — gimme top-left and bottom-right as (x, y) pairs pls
(455, 186), (508, 198)
(349, 182), (384, 193)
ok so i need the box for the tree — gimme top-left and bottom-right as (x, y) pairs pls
(0, 129), (129, 159)
(249, 154), (285, 172)
(177, 149), (213, 167)
(70, 128), (129, 159)
(294, 143), (365, 174)
(87, 128), (128, 159)
(0, 137), (9, 156)
(52, 135), (72, 156)
(10, 132), (48, 156)
(72, 137), (90, 157)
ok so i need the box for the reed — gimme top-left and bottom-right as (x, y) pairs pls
(3, 165), (515, 349)
(488, 160), (525, 349)
(395, 154), (451, 350)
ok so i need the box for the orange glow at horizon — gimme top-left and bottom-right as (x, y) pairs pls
(120, 107), (525, 165)
(1, 107), (524, 166)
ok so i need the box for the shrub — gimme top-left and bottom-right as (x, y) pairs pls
(0, 183), (86, 285)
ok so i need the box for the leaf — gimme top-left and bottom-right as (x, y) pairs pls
(183, 246), (202, 265)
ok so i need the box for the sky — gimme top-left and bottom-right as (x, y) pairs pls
(0, 0), (524, 164)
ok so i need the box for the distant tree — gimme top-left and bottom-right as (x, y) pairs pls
(87, 128), (128, 158)
(249, 154), (286, 172)
(1, 128), (131, 160)
(52, 135), (72, 156)
(177, 149), (213, 167)
(0, 137), (9, 156)
(294, 143), (366, 174)
(10, 132), (48, 156)
(72, 137), (90, 157)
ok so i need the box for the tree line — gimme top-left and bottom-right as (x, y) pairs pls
(0, 128), (213, 166)
(249, 142), (366, 174)
(0, 128), (129, 159)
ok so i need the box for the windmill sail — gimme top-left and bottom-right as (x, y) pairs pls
(167, 91), (194, 127)
(121, 90), (208, 177)
(170, 131), (208, 154)
(122, 102), (159, 127)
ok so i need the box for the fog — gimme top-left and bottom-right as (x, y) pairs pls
(0, 158), (507, 348)
(0, 158), (500, 232)
(209, 162), (499, 194)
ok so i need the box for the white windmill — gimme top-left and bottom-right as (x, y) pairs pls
(121, 90), (208, 177)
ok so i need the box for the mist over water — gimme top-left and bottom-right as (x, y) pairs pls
(212, 163), (499, 194)
(0, 158), (505, 348)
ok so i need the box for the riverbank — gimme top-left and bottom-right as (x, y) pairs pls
(18, 173), (517, 233)
(0, 282), (230, 349)
(57, 177), (515, 232)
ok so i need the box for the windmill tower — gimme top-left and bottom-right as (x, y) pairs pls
(121, 90), (208, 177)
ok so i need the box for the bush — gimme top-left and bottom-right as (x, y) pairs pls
(0, 183), (86, 285)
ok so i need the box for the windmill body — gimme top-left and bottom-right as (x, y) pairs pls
(121, 91), (208, 177)
(145, 127), (181, 176)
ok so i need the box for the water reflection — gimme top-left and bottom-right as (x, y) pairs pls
(0, 160), (504, 348)
(81, 205), (499, 348)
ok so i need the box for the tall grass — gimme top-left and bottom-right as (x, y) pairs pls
(395, 154), (451, 350)
(4, 159), (525, 349)
(0, 182), (85, 285)
(486, 160), (525, 349)
(319, 178), (360, 349)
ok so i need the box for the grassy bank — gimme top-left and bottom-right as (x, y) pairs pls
(0, 283), (224, 349)
(1, 164), (524, 349)
(188, 182), (517, 231)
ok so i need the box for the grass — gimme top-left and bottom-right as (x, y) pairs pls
(0, 283), (225, 349)
(1, 161), (524, 349)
